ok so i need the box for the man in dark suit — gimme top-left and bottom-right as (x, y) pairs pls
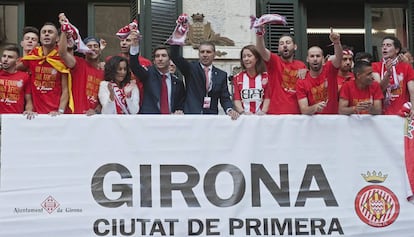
(129, 32), (185, 114)
(170, 41), (239, 119)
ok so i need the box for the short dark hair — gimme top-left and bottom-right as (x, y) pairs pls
(383, 36), (402, 54)
(199, 41), (216, 52)
(104, 56), (131, 88)
(354, 52), (373, 63)
(279, 33), (296, 44)
(22, 26), (39, 38)
(342, 45), (354, 52)
(152, 45), (170, 60)
(83, 36), (100, 47)
(41, 22), (58, 33)
(400, 47), (411, 54)
(2, 44), (21, 57)
(353, 60), (371, 77)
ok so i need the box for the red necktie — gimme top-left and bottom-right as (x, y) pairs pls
(160, 74), (169, 114)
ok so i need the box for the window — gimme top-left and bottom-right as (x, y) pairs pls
(306, 1), (365, 57)
(0, 4), (18, 52)
(371, 7), (408, 61)
(92, 4), (131, 59)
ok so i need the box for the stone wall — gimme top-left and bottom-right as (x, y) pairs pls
(182, 0), (256, 75)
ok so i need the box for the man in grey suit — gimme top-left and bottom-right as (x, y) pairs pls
(169, 41), (239, 120)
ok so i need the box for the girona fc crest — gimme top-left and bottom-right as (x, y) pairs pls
(405, 118), (414, 139)
(354, 171), (400, 227)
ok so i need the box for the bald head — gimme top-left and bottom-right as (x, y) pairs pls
(307, 46), (324, 73)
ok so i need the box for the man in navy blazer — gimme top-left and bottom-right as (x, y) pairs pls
(129, 32), (185, 114)
(170, 41), (239, 119)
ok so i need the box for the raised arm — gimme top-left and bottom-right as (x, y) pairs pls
(58, 31), (76, 69)
(255, 27), (271, 62)
(128, 32), (149, 82)
(169, 45), (193, 83)
(58, 13), (77, 68)
(166, 14), (193, 82)
(328, 27), (343, 69)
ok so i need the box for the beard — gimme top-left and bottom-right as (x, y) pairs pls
(279, 49), (293, 60)
(310, 63), (322, 72)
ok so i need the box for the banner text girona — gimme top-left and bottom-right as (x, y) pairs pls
(91, 163), (338, 208)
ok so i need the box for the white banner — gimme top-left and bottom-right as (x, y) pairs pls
(0, 114), (413, 236)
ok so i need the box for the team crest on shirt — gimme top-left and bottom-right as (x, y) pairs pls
(354, 171), (399, 228)
(261, 72), (269, 86)
(16, 80), (23, 88)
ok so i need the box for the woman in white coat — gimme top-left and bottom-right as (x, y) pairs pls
(99, 56), (139, 114)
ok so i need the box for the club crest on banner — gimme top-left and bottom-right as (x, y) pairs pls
(405, 118), (414, 139)
(354, 171), (400, 227)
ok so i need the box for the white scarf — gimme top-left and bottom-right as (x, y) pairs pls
(111, 82), (130, 114)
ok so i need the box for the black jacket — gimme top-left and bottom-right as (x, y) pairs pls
(130, 53), (186, 114)
(170, 45), (233, 114)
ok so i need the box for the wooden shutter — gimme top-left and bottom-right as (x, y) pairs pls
(130, 0), (138, 21)
(258, 0), (305, 60)
(151, 0), (178, 47)
(263, 1), (296, 53)
(138, 0), (179, 58)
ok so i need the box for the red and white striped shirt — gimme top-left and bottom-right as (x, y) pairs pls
(233, 71), (269, 114)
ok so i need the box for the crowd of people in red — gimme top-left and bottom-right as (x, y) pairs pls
(0, 13), (413, 120)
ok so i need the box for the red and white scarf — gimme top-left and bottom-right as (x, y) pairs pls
(166, 14), (190, 45)
(381, 57), (401, 106)
(111, 82), (130, 114)
(59, 13), (93, 54)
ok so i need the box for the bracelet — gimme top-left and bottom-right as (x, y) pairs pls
(256, 32), (264, 36)
(58, 108), (65, 113)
